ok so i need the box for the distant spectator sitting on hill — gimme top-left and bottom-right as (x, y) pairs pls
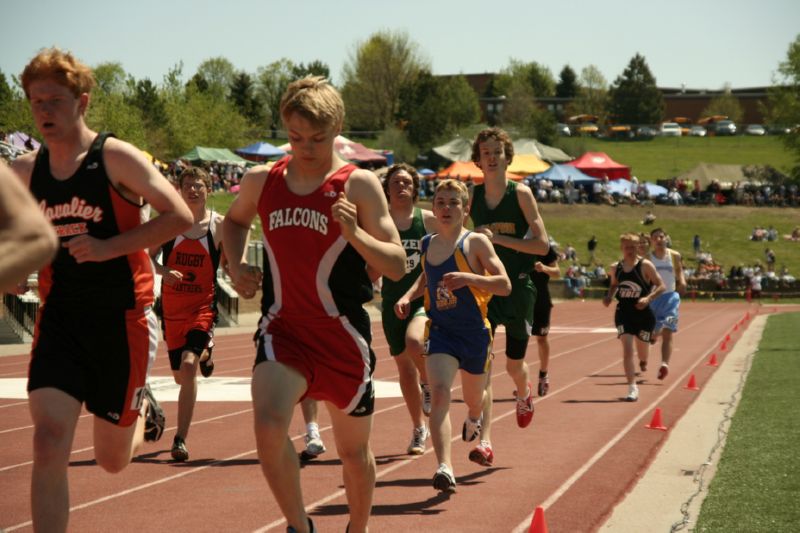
(641, 210), (656, 225)
(783, 226), (800, 241)
(750, 227), (766, 241)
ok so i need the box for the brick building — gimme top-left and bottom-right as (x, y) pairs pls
(448, 73), (770, 125)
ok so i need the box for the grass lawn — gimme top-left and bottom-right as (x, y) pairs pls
(694, 312), (800, 532)
(208, 194), (800, 280)
(554, 135), (795, 183)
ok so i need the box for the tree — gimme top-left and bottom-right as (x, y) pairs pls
(608, 53), (664, 125)
(397, 71), (479, 148)
(93, 62), (128, 95)
(376, 126), (417, 164)
(256, 58), (298, 138)
(494, 59), (556, 98)
(292, 60), (330, 81)
(194, 57), (236, 99)
(0, 70), (36, 135)
(701, 85), (743, 124)
(498, 77), (556, 144)
(556, 65), (579, 98)
(341, 30), (428, 131)
(767, 34), (800, 179)
(161, 84), (250, 159)
(126, 78), (166, 129)
(567, 65), (609, 123)
(87, 91), (148, 148)
(229, 71), (262, 125)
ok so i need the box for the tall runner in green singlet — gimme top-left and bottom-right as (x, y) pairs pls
(467, 128), (550, 467)
(373, 164), (437, 456)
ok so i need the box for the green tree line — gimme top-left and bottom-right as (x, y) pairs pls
(2, 31), (799, 175)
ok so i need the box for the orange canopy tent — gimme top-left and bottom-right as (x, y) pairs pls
(436, 161), (523, 184)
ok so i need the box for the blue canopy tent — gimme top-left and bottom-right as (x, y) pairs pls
(235, 141), (286, 162)
(606, 179), (668, 198)
(531, 164), (598, 187)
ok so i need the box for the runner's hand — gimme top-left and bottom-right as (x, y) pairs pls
(332, 192), (357, 240)
(162, 270), (183, 287)
(63, 234), (112, 263)
(232, 263), (262, 299)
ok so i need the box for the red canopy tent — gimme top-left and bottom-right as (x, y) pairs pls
(566, 152), (631, 180)
(278, 135), (386, 166)
(436, 161), (523, 184)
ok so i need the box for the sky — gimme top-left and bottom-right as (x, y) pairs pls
(2, 0), (798, 91)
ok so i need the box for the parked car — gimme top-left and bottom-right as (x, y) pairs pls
(636, 126), (657, 139)
(659, 122), (682, 137)
(556, 123), (571, 136)
(744, 124), (766, 136)
(689, 125), (707, 137)
(715, 120), (737, 136)
(767, 124), (792, 135)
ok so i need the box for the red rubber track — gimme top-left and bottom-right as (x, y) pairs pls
(1, 301), (788, 532)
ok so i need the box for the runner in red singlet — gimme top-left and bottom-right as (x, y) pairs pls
(151, 166), (225, 462)
(223, 76), (405, 533)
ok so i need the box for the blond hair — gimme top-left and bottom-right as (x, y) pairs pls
(620, 232), (640, 244)
(21, 47), (95, 99)
(280, 76), (345, 130)
(433, 179), (469, 207)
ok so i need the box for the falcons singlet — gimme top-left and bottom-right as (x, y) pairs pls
(27, 132), (158, 427)
(254, 157), (375, 415)
(159, 214), (221, 352)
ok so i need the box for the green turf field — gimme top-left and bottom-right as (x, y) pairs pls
(693, 312), (800, 532)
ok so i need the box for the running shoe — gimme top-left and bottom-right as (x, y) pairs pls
(199, 349), (214, 378)
(304, 434), (326, 458)
(432, 463), (456, 493)
(407, 425), (428, 455)
(286, 517), (316, 533)
(171, 436), (189, 462)
(514, 382), (534, 428)
(468, 440), (494, 467)
(461, 415), (482, 442)
(143, 384), (165, 442)
(658, 363), (669, 381)
(538, 373), (550, 397)
(420, 383), (432, 417)
(625, 384), (639, 402)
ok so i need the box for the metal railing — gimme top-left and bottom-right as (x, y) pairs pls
(2, 292), (39, 340)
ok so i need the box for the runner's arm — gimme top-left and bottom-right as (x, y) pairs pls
(222, 167), (267, 298)
(341, 169), (405, 281)
(0, 163), (57, 291)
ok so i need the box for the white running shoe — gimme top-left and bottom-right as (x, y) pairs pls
(407, 425), (429, 455)
(462, 415), (482, 442)
(625, 384), (639, 402)
(420, 383), (432, 417)
(304, 434), (326, 457)
(432, 463), (456, 493)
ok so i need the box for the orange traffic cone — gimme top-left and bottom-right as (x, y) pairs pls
(725, 334), (731, 342)
(733, 323), (739, 331)
(529, 506), (549, 533)
(720, 341), (727, 352)
(707, 353), (719, 366)
(645, 408), (668, 431)
(684, 374), (700, 391)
